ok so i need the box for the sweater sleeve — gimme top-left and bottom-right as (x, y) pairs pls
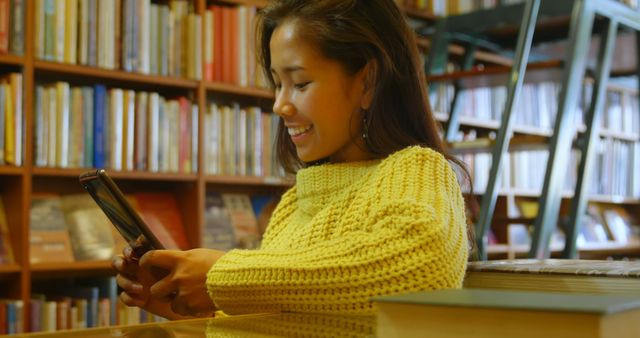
(206, 150), (469, 314)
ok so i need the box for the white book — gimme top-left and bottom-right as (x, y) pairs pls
(138, 0), (150, 74)
(109, 88), (124, 171)
(148, 93), (159, 172)
(125, 90), (135, 171)
(47, 87), (57, 166)
(56, 82), (70, 168)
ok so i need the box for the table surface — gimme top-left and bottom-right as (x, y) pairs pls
(10, 312), (376, 338)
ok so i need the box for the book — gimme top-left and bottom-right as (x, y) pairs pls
(29, 194), (74, 264)
(59, 193), (125, 261)
(464, 259), (640, 296)
(129, 192), (189, 250)
(374, 288), (640, 338)
(0, 198), (13, 264)
(222, 194), (260, 249)
(202, 193), (234, 251)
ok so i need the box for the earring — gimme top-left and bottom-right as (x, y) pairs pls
(362, 109), (369, 139)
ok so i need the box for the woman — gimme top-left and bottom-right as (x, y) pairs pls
(113, 0), (470, 318)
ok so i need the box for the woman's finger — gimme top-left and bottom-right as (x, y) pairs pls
(116, 274), (144, 294)
(119, 291), (146, 308)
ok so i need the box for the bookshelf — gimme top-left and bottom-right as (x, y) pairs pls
(426, 0), (640, 260)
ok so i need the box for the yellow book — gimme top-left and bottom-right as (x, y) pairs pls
(64, 0), (78, 63)
(54, 0), (65, 62)
(4, 82), (14, 165)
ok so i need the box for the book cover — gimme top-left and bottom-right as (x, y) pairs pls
(0, 198), (14, 264)
(59, 193), (120, 261)
(222, 194), (260, 249)
(29, 194), (74, 264)
(375, 288), (640, 338)
(130, 192), (189, 250)
(202, 193), (234, 251)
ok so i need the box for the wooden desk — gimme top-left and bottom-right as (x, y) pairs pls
(10, 312), (376, 337)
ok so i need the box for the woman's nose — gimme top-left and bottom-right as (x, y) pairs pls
(273, 90), (295, 117)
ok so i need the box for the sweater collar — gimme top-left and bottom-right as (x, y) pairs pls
(295, 159), (380, 202)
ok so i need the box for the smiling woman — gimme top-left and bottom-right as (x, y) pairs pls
(112, 0), (473, 318)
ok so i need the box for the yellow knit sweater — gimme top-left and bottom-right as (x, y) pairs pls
(206, 146), (468, 314)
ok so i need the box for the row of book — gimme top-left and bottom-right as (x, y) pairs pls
(0, 0), (24, 55)
(205, 5), (267, 88)
(0, 73), (23, 166)
(29, 192), (189, 264)
(30, 277), (166, 333)
(0, 299), (23, 334)
(34, 82), (198, 173)
(399, 0), (638, 16)
(458, 130), (640, 198)
(204, 102), (283, 177)
(25, 190), (278, 265)
(35, 0), (202, 79)
(431, 81), (640, 136)
(505, 201), (639, 250)
(203, 193), (279, 251)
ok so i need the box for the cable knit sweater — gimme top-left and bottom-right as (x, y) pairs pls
(206, 146), (468, 314)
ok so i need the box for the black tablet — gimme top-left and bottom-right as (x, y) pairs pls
(79, 169), (165, 258)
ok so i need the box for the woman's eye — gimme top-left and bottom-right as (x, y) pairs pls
(294, 82), (311, 90)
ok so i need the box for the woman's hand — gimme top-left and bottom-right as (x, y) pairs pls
(138, 248), (226, 317)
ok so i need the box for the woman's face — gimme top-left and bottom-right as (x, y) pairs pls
(270, 20), (373, 163)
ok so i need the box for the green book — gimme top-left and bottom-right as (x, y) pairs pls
(373, 288), (640, 338)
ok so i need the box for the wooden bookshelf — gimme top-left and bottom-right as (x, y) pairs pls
(0, 263), (21, 275)
(205, 81), (274, 99)
(0, 54), (25, 66)
(31, 168), (199, 182)
(34, 61), (199, 90)
(0, 166), (25, 176)
(31, 261), (115, 278)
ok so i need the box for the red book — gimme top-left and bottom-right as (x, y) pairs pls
(213, 5), (224, 82)
(130, 192), (189, 250)
(0, 0), (9, 54)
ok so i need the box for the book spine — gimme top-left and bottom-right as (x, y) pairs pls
(10, 0), (25, 55)
(93, 84), (106, 168)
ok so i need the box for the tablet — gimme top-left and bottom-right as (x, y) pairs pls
(79, 169), (165, 258)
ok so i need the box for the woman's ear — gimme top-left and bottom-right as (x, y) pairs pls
(360, 60), (377, 110)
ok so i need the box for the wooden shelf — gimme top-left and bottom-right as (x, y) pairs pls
(205, 81), (274, 99)
(448, 134), (549, 154)
(0, 54), (24, 66)
(599, 129), (640, 142)
(589, 194), (640, 205)
(417, 37), (513, 67)
(0, 264), (21, 275)
(32, 167), (198, 182)
(31, 260), (115, 278)
(34, 61), (199, 89)
(427, 60), (564, 88)
(0, 166), (24, 176)
(206, 174), (293, 187)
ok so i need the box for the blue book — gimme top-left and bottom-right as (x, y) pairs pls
(83, 87), (94, 168)
(93, 85), (106, 168)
